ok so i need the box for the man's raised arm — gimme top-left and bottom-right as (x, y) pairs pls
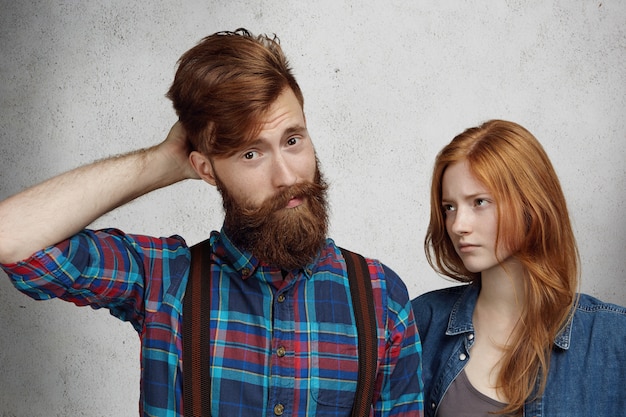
(0, 122), (197, 264)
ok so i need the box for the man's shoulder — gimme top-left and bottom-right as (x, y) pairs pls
(323, 239), (390, 272)
(325, 241), (397, 281)
(321, 240), (410, 301)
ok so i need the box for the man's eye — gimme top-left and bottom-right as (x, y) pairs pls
(287, 137), (299, 146)
(243, 151), (257, 160)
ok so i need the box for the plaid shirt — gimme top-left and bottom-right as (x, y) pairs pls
(2, 228), (423, 416)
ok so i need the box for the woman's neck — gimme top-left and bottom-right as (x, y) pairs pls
(464, 257), (527, 403)
(475, 258), (526, 335)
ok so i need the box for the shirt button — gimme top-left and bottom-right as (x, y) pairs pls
(431, 402), (436, 409)
(277, 346), (286, 357)
(459, 353), (467, 361)
(241, 267), (251, 277)
(274, 403), (285, 416)
(468, 333), (474, 341)
(277, 294), (286, 303)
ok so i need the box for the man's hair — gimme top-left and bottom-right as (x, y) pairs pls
(425, 119), (579, 415)
(167, 28), (304, 157)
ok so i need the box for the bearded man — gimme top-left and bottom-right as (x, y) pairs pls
(0, 29), (423, 417)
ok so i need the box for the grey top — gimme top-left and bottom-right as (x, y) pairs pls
(437, 369), (506, 417)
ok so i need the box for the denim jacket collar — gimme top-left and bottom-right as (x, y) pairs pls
(445, 282), (478, 336)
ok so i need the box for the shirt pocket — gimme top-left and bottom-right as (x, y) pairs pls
(309, 322), (359, 408)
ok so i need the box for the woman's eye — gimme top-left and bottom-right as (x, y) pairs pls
(475, 198), (489, 207)
(243, 151), (257, 160)
(442, 204), (455, 212)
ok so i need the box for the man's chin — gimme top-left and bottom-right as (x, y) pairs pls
(219, 172), (329, 269)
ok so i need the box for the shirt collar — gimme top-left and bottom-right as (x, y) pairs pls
(210, 227), (327, 280)
(210, 229), (259, 279)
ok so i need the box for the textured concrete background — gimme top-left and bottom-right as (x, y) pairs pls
(1, 1), (625, 415)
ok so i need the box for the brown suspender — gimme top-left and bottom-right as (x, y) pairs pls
(341, 247), (378, 417)
(182, 240), (378, 416)
(182, 240), (212, 417)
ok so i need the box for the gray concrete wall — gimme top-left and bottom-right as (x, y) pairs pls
(1, 1), (624, 415)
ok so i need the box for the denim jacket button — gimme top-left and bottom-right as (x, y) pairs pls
(468, 333), (474, 341)
(459, 353), (467, 361)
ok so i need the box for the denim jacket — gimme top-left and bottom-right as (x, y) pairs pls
(412, 283), (626, 417)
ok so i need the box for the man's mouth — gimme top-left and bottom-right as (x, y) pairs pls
(285, 196), (304, 208)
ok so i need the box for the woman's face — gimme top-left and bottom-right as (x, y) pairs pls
(441, 160), (513, 274)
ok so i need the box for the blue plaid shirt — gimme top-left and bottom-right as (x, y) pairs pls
(2, 228), (423, 416)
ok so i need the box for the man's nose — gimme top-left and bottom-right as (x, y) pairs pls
(271, 153), (297, 188)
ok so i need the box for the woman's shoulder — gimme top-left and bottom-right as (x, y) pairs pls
(412, 284), (472, 308)
(565, 293), (626, 348)
(575, 293), (626, 318)
(411, 284), (475, 332)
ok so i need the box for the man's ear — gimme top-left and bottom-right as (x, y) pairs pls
(189, 151), (217, 186)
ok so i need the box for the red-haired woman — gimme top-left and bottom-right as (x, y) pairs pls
(413, 119), (626, 416)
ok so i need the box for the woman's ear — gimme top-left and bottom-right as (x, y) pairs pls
(189, 151), (217, 186)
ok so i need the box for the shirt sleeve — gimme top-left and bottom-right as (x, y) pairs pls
(0, 228), (190, 332)
(375, 263), (425, 416)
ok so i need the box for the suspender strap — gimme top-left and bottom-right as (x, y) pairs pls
(183, 239), (212, 417)
(340, 247), (378, 417)
(183, 243), (378, 416)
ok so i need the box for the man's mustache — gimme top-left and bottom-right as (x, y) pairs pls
(237, 180), (328, 224)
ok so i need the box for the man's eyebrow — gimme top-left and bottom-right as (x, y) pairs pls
(283, 125), (307, 136)
(251, 124), (307, 144)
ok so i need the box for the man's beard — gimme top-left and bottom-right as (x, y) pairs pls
(217, 168), (329, 271)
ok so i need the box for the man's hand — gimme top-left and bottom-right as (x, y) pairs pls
(0, 122), (199, 264)
(156, 121), (200, 181)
